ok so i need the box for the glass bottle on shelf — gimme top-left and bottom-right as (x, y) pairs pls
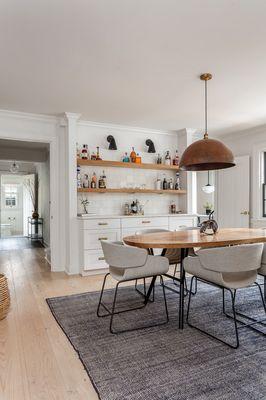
(83, 174), (89, 188)
(170, 201), (177, 214)
(156, 153), (162, 164)
(96, 146), (102, 160)
(164, 150), (171, 165)
(173, 150), (179, 166)
(91, 152), (97, 160)
(175, 172), (180, 190)
(169, 178), (174, 190)
(124, 202), (130, 215)
(81, 144), (88, 159)
(135, 153), (142, 163)
(130, 147), (137, 163)
(122, 152), (130, 162)
(91, 172), (97, 189)
(76, 143), (81, 159)
(98, 170), (106, 189)
(163, 177), (168, 190)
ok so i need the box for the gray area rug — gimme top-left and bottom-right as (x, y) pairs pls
(47, 280), (266, 400)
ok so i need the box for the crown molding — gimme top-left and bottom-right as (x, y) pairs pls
(219, 123), (266, 142)
(78, 119), (178, 137)
(0, 109), (59, 124)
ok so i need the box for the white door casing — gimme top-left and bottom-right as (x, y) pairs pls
(216, 155), (250, 228)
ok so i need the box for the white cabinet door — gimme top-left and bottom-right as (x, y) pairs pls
(217, 155), (250, 228)
(169, 217), (196, 231)
(83, 229), (120, 250)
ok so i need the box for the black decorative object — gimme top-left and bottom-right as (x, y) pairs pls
(107, 135), (117, 150)
(145, 139), (156, 153)
(200, 211), (218, 235)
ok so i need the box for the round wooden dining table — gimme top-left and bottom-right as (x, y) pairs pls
(123, 228), (266, 329)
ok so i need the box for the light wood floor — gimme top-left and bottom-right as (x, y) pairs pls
(0, 247), (119, 400)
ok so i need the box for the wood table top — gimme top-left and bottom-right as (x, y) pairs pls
(123, 228), (266, 249)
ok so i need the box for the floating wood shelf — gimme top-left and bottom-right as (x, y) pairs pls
(78, 188), (186, 195)
(77, 158), (180, 171)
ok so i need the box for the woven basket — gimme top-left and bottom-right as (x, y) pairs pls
(0, 274), (10, 320)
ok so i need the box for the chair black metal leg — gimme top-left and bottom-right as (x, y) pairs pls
(187, 278), (239, 349)
(223, 283), (266, 333)
(109, 276), (169, 334)
(160, 275), (169, 323)
(97, 273), (110, 317)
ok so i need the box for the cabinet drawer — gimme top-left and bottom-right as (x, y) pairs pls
(83, 230), (120, 250)
(83, 250), (108, 271)
(169, 217), (196, 231)
(121, 217), (168, 229)
(83, 218), (120, 230)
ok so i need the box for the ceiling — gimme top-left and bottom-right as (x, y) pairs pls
(0, 0), (266, 135)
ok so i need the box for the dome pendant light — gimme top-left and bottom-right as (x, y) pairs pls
(202, 171), (215, 194)
(179, 73), (235, 171)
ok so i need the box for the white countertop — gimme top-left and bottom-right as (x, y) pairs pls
(77, 213), (202, 220)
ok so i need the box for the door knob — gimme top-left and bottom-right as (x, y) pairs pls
(240, 211), (249, 215)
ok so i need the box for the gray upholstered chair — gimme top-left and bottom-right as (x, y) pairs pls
(97, 240), (169, 334)
(184, 243), (264, 348)
(135, 227), (199, 296)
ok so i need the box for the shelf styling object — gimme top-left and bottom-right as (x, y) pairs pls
(146, 139), (156, 153)
(107, 135), (117, 150)
(179, 73), (235, 171)
(200, 211), (218, 235)
(0, 274), (10, 320)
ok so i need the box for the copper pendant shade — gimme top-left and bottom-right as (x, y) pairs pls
(179, 73), (235, 171)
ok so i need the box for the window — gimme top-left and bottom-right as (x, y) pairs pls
(263, 152), (266, 217)
(3, 185), (18, 208)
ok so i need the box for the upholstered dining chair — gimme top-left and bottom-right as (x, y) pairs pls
(98, 240), (169, 334)
(184, 243), (264, 349)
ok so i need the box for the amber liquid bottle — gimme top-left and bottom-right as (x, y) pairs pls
(130, 147), (137, 163)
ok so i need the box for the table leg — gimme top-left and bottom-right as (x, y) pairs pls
(179, 248), (188, 329)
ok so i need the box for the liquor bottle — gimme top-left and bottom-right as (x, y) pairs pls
(173, 150), (179, 166)
(96, 146), (102, 160)
(91, 152), (97, 160)
(83, 174), (89, 188)
(168, 178), (174, 190)
(170, 201), (176, 214)
(91, 172), (97, 189)
(81, 144), (88, 160)
(131, 200), (137, 213)
(135, 153), (142, 164)
(122, 152), (130, 162)
(130, 147), (137, 163)
(156, 153), (162, 164)
(164, 151), (171, 166)
(175, 172), (180, 190)
(76, 143), (81, 159)
(163, 177), (168, 190)
(98, 170), (106, 189)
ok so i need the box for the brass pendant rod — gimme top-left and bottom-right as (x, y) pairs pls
(205, 79), (208, 138)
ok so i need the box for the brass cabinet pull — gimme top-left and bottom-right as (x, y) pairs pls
(142, 220), (151, 224)
(98, 256), (105, 261)
(98, 237), (108, 241)
(98, 222), (108, 226)
(240, 211), (250, 215)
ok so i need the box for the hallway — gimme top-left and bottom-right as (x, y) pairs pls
(0, 237), (44, 251)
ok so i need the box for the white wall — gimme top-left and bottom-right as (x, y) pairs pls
(36, 158), (50, 246)
(77, 122), (183, 215)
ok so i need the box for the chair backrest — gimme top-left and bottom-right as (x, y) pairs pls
(197, 243), (263, 273)
(135, 228), (170, 235)
(101, 240), (148, 268)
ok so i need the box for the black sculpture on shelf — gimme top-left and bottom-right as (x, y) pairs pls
(200, 211), (218, 235)
(107, 135), (117, 150)
(146, 139), (156, 153)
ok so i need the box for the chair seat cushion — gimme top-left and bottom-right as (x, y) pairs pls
(110, 255), (169, 281)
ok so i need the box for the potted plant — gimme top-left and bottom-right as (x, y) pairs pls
(203, 202), (213, 215)
(24, 176), (39, 219)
